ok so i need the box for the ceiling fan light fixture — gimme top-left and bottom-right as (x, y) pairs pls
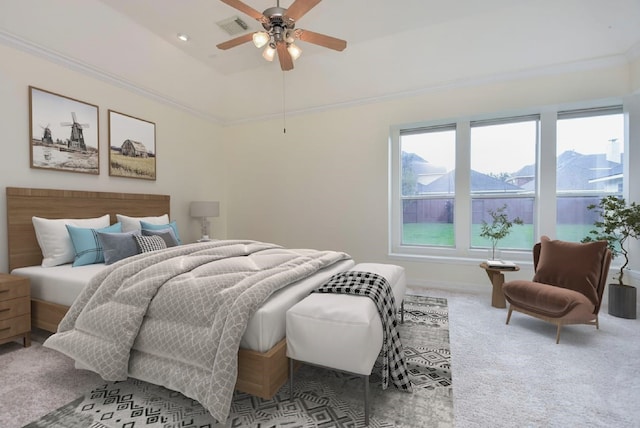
(252, 31), (270, 48)
(287, 43), (302, 61)
(285, 29), (295, 44)
(216, 0), (348, 71)
(262, 44), (276, 61)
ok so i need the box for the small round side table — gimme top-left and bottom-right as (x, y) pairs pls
(479, 262), (520, 308)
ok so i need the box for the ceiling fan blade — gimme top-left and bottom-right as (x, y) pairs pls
(219, 0), (268, 23)
(216, 33), (254, 50)
(276, 42), (294, 71)
(295, 29), (347, 51)
(284, 0), (321, 21)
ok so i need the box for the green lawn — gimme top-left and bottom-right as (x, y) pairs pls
(402, 223), (594, 248)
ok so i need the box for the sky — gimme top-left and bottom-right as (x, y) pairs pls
(401, 114), (624, 175)
(108, 111), (155, 154)
(30, 88), (98, 149)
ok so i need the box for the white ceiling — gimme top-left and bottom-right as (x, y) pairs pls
(2, 0), (640, 124)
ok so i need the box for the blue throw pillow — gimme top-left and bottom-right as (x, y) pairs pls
(97, 230), (141, 265)
(66, 222), (122, 266)
(140, 220), (182, 244)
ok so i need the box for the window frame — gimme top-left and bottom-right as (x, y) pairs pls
(469, 115), (540, 252)
(554, 106), (624, 242)
(389, 100), (627, 264)
(399, 123), (457, 249)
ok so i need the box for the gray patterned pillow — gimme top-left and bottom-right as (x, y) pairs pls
(134, 235), (167, 253)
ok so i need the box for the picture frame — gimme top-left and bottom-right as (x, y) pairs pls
(29, 86), (99, 174)
(108, 110), (156, 180)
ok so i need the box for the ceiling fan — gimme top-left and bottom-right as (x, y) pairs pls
(216, 0), (347, 71)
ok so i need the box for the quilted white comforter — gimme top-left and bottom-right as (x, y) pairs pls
(44, 239), (351, 422)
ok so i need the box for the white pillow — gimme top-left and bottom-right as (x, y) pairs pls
(116, 213), (169, 233)
(32, 214), (110, 267)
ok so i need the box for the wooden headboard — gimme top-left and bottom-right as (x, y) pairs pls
(6, 187), (170, 272)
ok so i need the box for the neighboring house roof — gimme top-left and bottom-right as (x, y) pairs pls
(588, 162), (623, 183)
(404, 149), (623, 194)
(418, 170), (522, 193)
(402, 152), (446, 175)
(557, 151), (619, 191)
(510, 163), (535, 180)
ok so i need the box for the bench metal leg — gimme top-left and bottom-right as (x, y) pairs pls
(363, 374), (370, 426)
(287, 358), (372, 425)
(401, 299), (405, 324)
(289, 358), (294, 401)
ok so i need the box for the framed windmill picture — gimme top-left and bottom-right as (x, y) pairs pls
(108, 110), (156, 180)
(29, 86), (99, 174)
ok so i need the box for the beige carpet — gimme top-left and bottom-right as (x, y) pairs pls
(0, 329), (102, 427)
(425, 288), (640, 428)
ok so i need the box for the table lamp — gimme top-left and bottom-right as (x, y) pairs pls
(190, 201), (219, 241)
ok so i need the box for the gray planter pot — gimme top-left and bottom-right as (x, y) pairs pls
(608, 283), (637, 319)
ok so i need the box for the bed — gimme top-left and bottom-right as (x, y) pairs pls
(7, 187), (171, 332)
(6, 187), (354, 420)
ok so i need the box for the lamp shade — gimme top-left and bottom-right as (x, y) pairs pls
(287, 43), (302, 61)
(262, 45), (276, 61)
(253, 31), (269, 48)
(190, 201), (219, 218)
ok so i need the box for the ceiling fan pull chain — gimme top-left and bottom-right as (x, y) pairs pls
(282, 71), (287, 134)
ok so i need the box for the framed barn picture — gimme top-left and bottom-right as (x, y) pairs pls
(108, 110), (156, 180)
(29, 86), (99, 174)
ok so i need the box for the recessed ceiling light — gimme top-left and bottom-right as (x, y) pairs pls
(177, 33), (190, 42)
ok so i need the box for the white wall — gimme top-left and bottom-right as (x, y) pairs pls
(2, 34), (638, 302)
(631, 55), (640, 93)
(225, 63), (639, 296)
(0, 43), (227, 271)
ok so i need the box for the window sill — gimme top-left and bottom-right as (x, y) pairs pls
(387, 250), (534, 268)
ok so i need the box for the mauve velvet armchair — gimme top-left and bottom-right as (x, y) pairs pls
(502, 236), (611, 344)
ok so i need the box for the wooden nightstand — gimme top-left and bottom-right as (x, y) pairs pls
(0, 273), (31, 347)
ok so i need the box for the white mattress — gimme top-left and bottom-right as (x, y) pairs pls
(12, 258), (355, 353)
(12, 264), (106, 307)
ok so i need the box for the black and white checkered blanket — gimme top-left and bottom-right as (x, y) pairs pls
(313, 271), (413, 392)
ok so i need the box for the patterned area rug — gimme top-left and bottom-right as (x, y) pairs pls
(23, 295), (452, 428)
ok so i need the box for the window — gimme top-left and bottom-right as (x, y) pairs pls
(555, 107), (624, 241)
(400, 125), (456, 247)
(470, 117), (538, 251)
(390, 102), (627, 260)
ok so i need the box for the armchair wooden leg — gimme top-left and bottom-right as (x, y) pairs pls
(506, 306), (513, 325)
(556, 324), (561, 344)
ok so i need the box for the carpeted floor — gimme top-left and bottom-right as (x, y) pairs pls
(1, 295), (452, 428)
(7, 287), (637, 427)
(424, 288), (640, 428)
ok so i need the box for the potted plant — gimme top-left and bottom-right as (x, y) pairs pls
(480, 204), (524, 260)
(582, 195), (640, 319)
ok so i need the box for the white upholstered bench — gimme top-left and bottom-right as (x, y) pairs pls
(285, 263), (406, 425)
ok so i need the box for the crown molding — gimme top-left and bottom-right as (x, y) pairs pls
(627, 39), (640, 60)
(226, 53), (633, 126)
(0, 29), (223, 125)
(1, 28), (635, 127)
